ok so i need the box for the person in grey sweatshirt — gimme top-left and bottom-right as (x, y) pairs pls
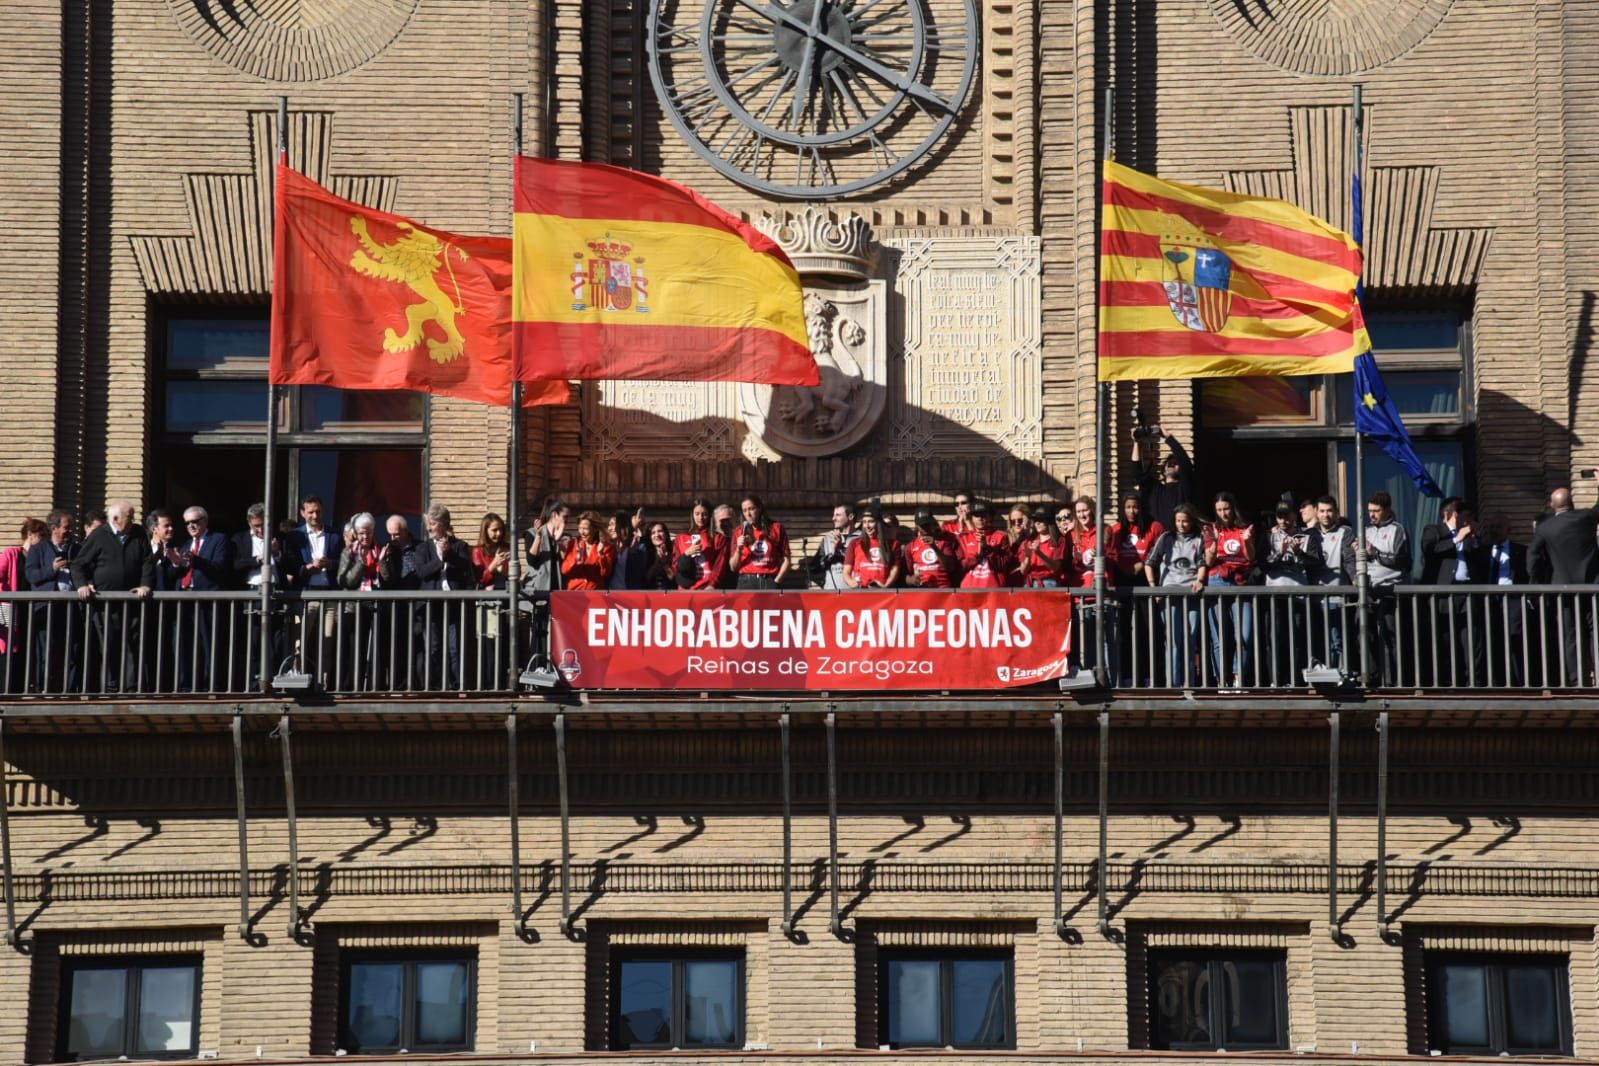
(1145, 504), (1208, 687)
(1364, 490), (1412, 684)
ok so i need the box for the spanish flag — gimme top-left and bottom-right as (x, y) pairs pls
(1099, 160), (1370, 381)
(271, 165), (569, 406)
(512, 157), (818, 385)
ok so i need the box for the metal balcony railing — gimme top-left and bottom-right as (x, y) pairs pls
(0, 586), (1594, 699)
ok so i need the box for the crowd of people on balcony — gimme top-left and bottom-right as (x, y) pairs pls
(1, 429), (1597, 694)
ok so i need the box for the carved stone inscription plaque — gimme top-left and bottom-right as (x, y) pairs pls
(882, 235), (1043, 461)
(581, 380), (739, 462)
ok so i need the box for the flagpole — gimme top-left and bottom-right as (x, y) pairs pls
(507, 93), (525, 692)
(1093, 85), (1113, 686)
(261, 95), (286, 692)
(1351, 84), (1371, 687)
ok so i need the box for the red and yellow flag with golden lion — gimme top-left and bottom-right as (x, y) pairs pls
(270, 165), (568, 407)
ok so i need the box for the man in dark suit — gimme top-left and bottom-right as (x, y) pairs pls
(284, 494), (341, 684)
(71, 501), (156, 692)
(170, 506), (234, 692)
(1529, 478), (1599, 686)
(24, 509), (79, 692)
(1419, 498), (1490, 685)
(418, 504), (475, 691)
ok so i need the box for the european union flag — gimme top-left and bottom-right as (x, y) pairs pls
(1352, 351), (1443, 498)
(1350, 164), (1442, 498)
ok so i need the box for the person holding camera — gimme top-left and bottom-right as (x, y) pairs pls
(1130, 409), (1195, 533)
(903, 509), (960, 588)
(733, 494), (790, 590)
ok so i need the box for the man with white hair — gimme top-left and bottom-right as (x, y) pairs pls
(71, 501), (156, 692)
(170, 505), (234, 692)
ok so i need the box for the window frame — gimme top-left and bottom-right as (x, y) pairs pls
(150, 307), (431, 529)
(609, 949), (746, 1051)
(1146, 948), (1289, 1052)
(57, 953), (203, 1062)
(337, 949), (477, 1055)
(877, 949), (1017, 1051)
(1424, 952), (1573, 1057)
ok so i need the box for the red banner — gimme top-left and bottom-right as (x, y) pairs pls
(547, 590), (1074, 691)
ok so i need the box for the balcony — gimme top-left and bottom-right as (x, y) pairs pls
(1, 586), (1595, 713)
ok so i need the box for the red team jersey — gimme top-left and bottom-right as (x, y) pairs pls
(903, 532), (958, 588)
(1205, 523), (1255, 584)
(735, 522), (789, 575)
(672, 529), (727, 590)
(1067, 526), (1100, 587)
(845, 536), (896, 587)
(1108, 520), (1166, 584)
(956, 529), (1012, 589)
(1018, 535), (1070, 587)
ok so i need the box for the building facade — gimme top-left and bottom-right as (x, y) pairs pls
(3, 1), (1599, 1065)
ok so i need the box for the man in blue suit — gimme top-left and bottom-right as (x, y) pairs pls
(284, 494), (341, 685)
(24, 509), (79, 692)
(173, 506), (235, 692)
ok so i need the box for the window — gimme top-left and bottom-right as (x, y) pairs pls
(1148, 950), (1287, 1051)
(154, 312), (427, 533)
(611, 952), (743, 1050)
(339, 952), (475, 1054)
(879, 952), (1015, 1050)
(1425, 953), (1571, 1056)
(58, 956), (201, 1061)
(1195, 307), (1473, 530)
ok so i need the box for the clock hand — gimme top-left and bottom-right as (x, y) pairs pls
(733, 0), (953, 113)
(790, 0), (827, 125)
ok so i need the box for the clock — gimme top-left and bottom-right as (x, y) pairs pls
(646, 0), (979, 200)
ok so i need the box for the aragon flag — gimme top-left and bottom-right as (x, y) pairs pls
(270, 164), (569, 407)
(512, 157), (819, 385)
(1099, 160), (1371, 381)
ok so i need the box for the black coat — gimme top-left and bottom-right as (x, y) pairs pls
(71, 525), (158, 592)
(1529, 507), (1599, 584)
(24, 539), (77, 591)
(1484, 540), (1530, 585)
(1420, 522), (1490, 585)
(417, 537), (475, 591)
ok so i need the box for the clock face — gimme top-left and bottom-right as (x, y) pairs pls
(647, 0), (979, 200)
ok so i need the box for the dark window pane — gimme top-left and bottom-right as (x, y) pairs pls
(346, 962), (405, 1051)
(1438, 962), (1490, 1049)
(683, 960), (739, 1046)
(135, 965), (197, 1054)
(1333, 370), (1460, 422)
(951, 959), (1009, 1047)
(302, 387), (425, 431)
(166, 381), (269, 432)
(1152, 959), (1210, 1047)
(66, 967), (128, 1058)
(168, 320), (269, 371)
(1366, 312), (1460, 351)
(1222, 958), (1280, 1046)
(298, 449), (424, 531)
(1200, 376), (1315, 428)
(414, 961), (470, 1047)
(618, 960), (673, 1047)
(886, 959), (941, 1046)
(1504, 963), (1562, 1051)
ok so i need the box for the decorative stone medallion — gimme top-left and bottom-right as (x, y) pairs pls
(167, 0), (420, 82)
(1206, 0), (1454, 76)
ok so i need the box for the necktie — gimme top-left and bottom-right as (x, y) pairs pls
(182, 537), (200, 589)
